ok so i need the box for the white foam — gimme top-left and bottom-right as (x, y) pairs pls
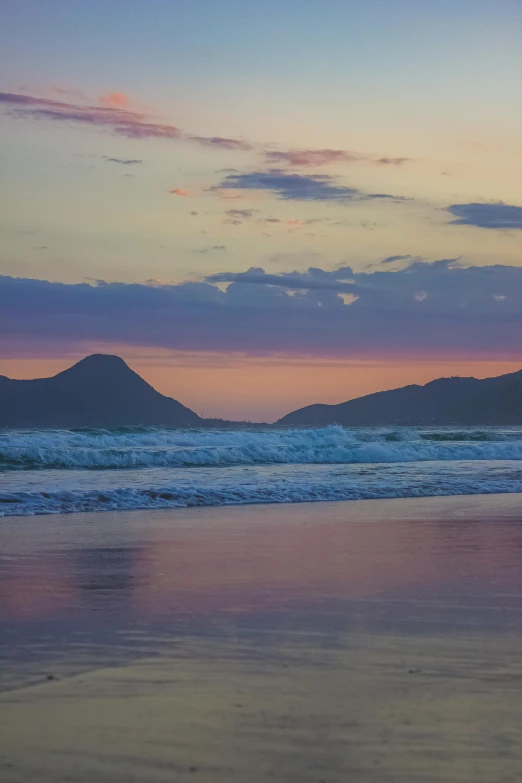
(2, 426), (522, 517)
(1, 425), (521, 470)
(1, 458), (522, 516)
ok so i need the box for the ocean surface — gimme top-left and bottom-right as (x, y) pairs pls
(0, 426), (522, 516)
(1, 424), (522, 517)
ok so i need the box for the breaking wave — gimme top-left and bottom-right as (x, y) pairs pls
(1, 425), (521, 470)
(2, 425), (522, 517)
(2, 461), (522, 516)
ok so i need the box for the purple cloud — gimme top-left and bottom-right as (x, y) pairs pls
(0, 91), (249, 151)
(380, 255), (415, 264)
(377, 157), (408, 165)
(2, 260), (521, 361)
(191, 136), (252, 151)
(114, 122), (181, 140)
(448, 202), (522, 230)
(263, 149), (410, 167)
(1, 91), (412, 169)
(214, 169), (406, 204)
(206, 267), (357, 293)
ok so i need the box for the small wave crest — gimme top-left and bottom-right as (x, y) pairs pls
(1, 425), (521, 470)
(2, 468), (522, 516)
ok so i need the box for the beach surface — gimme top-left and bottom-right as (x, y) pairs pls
(2, 495), (522, 781)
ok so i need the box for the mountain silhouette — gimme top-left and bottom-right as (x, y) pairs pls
(0, 354), (201, 428)
(278, 370), (522, 426)
(2, 356), (521, 428)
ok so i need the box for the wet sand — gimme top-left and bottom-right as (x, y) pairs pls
(2, 495), (522, 781)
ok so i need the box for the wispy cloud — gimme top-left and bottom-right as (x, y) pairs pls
(0, 90), (249, 151)
(217, 192), (246, 200)
(264, 149), (409, 167)
(192, 245), (227, 254)
(170, 188), (193, 197)
(380, 254), (416, 264)
(264, 149), (359, 166)
(215, 170), (360, 202)
(214, 169), (406, 203)
(1, 90), (410, 168)
(191, 136), (252, 151)
(104, 156), (142, 165)
(225, 209), (258, 219)
(377, 157), (408, 165)
(447, 202), (522, 230)
(50, 84), (85, 98)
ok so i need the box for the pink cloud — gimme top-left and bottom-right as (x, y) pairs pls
(0, 91), (148, 128)
(265, 149), (410, 167)
(0, 91), (243, 151)
(0, 90), (411, 167)
(265, 149), (360, 166)
(170, 188), (193, 197)
(99, 91), (130, 107)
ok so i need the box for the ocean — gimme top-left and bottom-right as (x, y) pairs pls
(1, 424), (522, 517)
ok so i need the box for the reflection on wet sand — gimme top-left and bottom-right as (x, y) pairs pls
(1, 495), (522, 781)
(2, 495), (522, 632)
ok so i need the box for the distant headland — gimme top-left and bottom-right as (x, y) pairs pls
(1, 353), (521, 428)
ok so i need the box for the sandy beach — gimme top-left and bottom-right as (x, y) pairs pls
(2, 495), (522, 781)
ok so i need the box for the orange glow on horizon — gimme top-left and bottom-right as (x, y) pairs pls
(1, 350), (520, 422)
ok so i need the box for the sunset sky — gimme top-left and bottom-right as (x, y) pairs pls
(1, 0), (521, 420)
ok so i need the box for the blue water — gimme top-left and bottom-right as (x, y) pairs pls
(1, 425), (522, 516)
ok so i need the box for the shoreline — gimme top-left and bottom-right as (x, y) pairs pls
(0, 491), (522, 532)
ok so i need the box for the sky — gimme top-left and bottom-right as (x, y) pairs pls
(1, 0), (521, 421)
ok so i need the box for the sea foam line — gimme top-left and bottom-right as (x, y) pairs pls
(2, 473), (522, 516)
